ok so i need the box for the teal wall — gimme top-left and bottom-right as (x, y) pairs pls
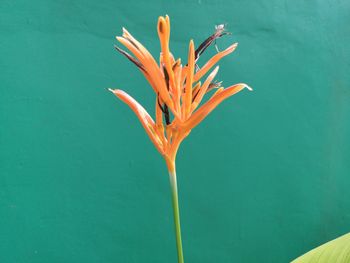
(1, 0), (350, 262)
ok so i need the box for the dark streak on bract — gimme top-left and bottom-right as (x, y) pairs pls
(192, 89), (200, 102)
(162, 66), (171, 125)
(172, 61), (179, 71)
(157, 93), (171, 125)
(159, 22), (164, 34)
(164, 104), (170, 125)
(126, 38), (140, 51)
(115, 46), (145, 71)
(194, 25), (230, 61)
(163, 66), (170, 91)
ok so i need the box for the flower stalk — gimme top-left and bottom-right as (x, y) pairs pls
(169, 167), (184, 263)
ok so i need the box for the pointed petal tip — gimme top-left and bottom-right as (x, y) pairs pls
(245, 85), (253, 91)
(108, 88), (124, 95)
(121, 27), (132, 38)
(116, 36), (124, 42)
(209, 65), (219, 76)
(122, 27), (128, 33)
(227, 42), (238, 51)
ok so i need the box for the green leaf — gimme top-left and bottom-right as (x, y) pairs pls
(292, 233), (350, 263)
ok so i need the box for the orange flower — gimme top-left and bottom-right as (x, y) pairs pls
(110, 16), (251, 172)
(109, 16), (251, 263)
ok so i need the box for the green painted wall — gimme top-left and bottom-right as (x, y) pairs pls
(1, 0), (350, 262)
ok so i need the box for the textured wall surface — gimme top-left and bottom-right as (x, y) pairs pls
(1, 0), (350, 262)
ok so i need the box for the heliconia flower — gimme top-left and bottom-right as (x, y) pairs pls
(109, 15), (252, 171)
(108, 15), (251, 263)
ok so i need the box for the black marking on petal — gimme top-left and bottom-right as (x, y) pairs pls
(114, 46), (145, 71)
(159, 21), (164, 34)
(172, 60), (179, 71)
(157, 93), (171, 125)
(126, 38), (140, 51)
(164, 104), (170, 125)
(163, 65), (170, 91)
(207, 80), (223, 92)
(157, 94), (165, 112)
(192, 88), (200, 102)
(194, 24), (231, 61)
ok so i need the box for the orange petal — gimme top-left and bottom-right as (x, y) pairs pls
(212, 87), (224, 96)
(165, 15), (171, 38)
(157, 16), (178, 110)
(116, 37), (158, 94)
(191, 66), (219, 113)
(185, 83), (252, 129)
(117, 30), (174, 113)
(173, 60), (183, 115)
(155, 95), (163, 127)
(194, 43), (238, 82)
(109, 89), (165, 154)
(183, 40), (195, 119)
(155, 95), (167, 150)
(192, 82), (201, 100)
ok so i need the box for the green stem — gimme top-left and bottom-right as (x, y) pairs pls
(169, 169), (184, 263)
